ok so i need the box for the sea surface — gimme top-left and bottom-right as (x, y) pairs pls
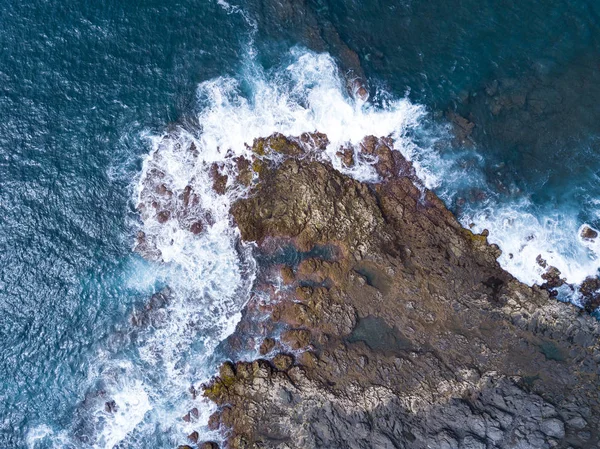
(2, 0), (600, 447)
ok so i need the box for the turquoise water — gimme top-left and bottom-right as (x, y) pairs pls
(2, 0), (600, 447)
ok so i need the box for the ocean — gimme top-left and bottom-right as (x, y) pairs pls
(2, 0), (600, 447)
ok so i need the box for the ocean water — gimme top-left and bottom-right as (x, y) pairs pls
(2, 0), (600, 447)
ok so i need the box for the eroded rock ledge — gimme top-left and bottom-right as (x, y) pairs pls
(199, 134), (600, 449)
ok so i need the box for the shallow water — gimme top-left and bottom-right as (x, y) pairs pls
(2, 0), (600, 447)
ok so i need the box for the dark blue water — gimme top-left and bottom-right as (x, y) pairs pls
(0, 2), (250, 447)
(2, 0), (600, 447)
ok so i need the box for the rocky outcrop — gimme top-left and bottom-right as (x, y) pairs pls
(199, 134), (600, 449)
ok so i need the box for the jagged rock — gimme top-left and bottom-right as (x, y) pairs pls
(252, 133), (304, 157)
(541, 266), (565, 290)
(281, 329), (311, 350)
(336, 147), (355, 167)
(156, 183), (172, 196)
(299, 132), (329, 151)
(130, 288), (171, 328)
(210, 163), (228, 195)
(536, 254), (548, 268)
(201, 133), (600, 449)
(540, 419), (565, 439)
(272, 353), (294, 371)
(234, 156), (253, 186)
(447, 111), (475, 145)
(220, 361), (236, 380)
(189, 221), (204, 235)
(580, 276), (600, 313)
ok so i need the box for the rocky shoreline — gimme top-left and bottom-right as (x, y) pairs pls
(147, 133), (600, 449)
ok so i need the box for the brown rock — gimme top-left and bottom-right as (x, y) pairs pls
(156, 183), (172, 196)
(580, 276), (600, 313)
(189, 221), (204, 235)
(541, 266), (565, 289)
(182, 185), (192, 208)
(581, 225), (598, 240)
(234, 156), (253, 186)
(299, 132), (329, 151)
(187, 431), (199, 443)
(280, 265), (295, 284)
(210, 163), (228, 195)
(272, 353), (294, 371)
(336, 148), (355, 167)
(297, 351), (319, 368)
(281, 329), (311, 350)
(219, 361), (236, 380)
(252, 133), (303, 157)
(207, 412), (220, 430)
(156, 210), (170, 223)
(259, 337), (276, 355)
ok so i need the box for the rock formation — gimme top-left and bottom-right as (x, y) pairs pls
(172, 133), (600, 449)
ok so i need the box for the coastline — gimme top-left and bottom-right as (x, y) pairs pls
(143, 132), (600, 448)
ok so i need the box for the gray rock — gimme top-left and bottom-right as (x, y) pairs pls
(540, 418), (565, 439)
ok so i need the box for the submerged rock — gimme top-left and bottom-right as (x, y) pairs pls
(447, 110), (475, 146)
(198, 133), (600, 449)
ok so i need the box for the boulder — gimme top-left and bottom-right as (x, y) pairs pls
(581, 225), (598, 240)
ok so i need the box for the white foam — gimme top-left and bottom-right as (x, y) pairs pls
(462, 199), (600, 286)
(95, 378), (152, 449)
(26, 425), (58, 449)
(183, 49), (428, 182)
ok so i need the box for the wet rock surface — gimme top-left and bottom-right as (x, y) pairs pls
(199, 134), (600, 449)
(581, 226), (598, 240)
